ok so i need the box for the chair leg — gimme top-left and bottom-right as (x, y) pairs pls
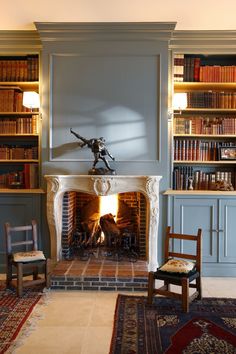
(148, 272), (155, 305)
(6, 260), (12, 288)
(17, 263), (23, 297)
(33, 266), (38, 280)
(196, 277), (202, 300)
(45, 259), (51, 289)
(182, 277), (189, 313)
(164, 280), (170, 291)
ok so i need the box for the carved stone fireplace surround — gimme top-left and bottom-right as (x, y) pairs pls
(45, 175), (162, 271)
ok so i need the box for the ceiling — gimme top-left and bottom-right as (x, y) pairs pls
(2, 0), (236, 31)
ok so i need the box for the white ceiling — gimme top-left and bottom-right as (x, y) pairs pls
(2, 0), (236, 31)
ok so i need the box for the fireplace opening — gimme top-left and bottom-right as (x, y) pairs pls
(62, 191), (147, 262)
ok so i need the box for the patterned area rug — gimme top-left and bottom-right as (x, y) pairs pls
(109, 295), (236, 354)
(0, 281), (47, 354)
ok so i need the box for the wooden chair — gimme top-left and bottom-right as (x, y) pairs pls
(148, 226), (202, 312)
(5, 219), (51, 297)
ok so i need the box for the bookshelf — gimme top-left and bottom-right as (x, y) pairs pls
(173, 54), (236, 191)
(0, 54), (41, 190)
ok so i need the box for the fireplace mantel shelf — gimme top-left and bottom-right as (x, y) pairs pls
(44, 174), (162, 271)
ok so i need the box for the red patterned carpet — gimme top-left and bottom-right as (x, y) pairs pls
(0, 282), (44, 354)
(110, 295), (236, 354)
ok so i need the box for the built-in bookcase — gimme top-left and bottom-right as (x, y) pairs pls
(173, 54), (236, 191)
(0, 54), (40, 190)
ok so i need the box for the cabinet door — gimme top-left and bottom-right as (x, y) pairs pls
(0, 194), (41, 271)
(173, 197), (218, 263)
(219, 199), (236, 263)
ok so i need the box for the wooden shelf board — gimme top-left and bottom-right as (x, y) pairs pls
(0, 134), (38, 137)
(174, 108), (236, 113)
(174, 82), (236, 91)
(174, 134), (236, 138)
(164, 189), (236, 196)
(0, 81), (39, 88)
(174, 160), (236, 164)
(0, 188), (44, 194)
(0, 112), (39, 115)
(0, 159), (39, 163)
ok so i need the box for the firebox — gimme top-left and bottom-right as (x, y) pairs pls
(61, 191), (147, 262)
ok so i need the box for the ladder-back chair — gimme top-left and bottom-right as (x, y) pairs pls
(5, 219), (51, 297)
(148, 226), (202, 312)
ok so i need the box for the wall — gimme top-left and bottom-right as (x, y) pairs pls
(36, 22), (175, 263)
(1, 1), (236, 31)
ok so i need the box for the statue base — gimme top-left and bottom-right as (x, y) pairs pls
(88, 167), (116, 176)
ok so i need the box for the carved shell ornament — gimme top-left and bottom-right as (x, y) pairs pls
(92, 177), (115, 196)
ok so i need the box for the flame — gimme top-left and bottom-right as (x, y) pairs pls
(99, 194), (118, 220)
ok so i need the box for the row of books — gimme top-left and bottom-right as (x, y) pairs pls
(0, 56), (39, 82)
(174, 55), (236, 82)
(173, 166), (234, 190)
(0, 116), (39, 134)
(0, 146), (38, 160)
(174, 116), (236, 135)
(186, 91), (236, 109)
(0, 88), (36, 112)
(0, 164), (38, 189)
(174, 139), (236, 161)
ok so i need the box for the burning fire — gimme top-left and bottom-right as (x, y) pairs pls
(99, 194), (118, 220)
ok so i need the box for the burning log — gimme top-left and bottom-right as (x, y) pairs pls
(100, 213), (120, 246)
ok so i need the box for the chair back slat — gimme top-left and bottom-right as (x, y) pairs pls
(169, 252), (197, 260)
(169, 233), (198, 241)
(11, 240), (34, 247)
(8, 225), (33, 232)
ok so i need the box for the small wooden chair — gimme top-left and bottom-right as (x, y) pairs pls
(148, 226), (202, 312)
(5, 220), (51, 297)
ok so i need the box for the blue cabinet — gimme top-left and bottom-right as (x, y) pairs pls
(0, 193), (42, 272)
(166, 192), (236, 276)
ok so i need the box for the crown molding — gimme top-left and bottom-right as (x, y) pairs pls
(0, 30), (41, 50)
(35, 22), (176, 42)
(170, 30), (236, 51)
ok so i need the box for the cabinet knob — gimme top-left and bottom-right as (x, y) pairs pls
(211, 229), (224, 233)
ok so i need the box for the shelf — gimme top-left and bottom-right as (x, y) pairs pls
(0, 188), (44, 194)
(174, 160), (236, 164)
(174, 82), (236, 91)
(0, 134), (39, 137)
(174, 108), (236, 113)
(0, 112), (39, 115)
(164, 189), (236, 196)
(0, 159), (39, 163)
(0, 81), (39, 90)
(174, 134), (236, 138)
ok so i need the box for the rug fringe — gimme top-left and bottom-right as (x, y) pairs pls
(5, 288), (51, 354)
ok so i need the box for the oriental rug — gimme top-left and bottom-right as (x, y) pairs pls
(0, 281), (47, 354)
(109, 295), (236, 354)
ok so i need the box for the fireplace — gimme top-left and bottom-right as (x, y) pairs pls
(45, 175), (161, 272)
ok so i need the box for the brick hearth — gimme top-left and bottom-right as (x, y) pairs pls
(51, 258), (148, 291)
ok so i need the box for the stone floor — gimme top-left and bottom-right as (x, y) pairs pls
(12, 277), (236, 354)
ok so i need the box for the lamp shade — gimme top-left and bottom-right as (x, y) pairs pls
(173, 92), (187, 110)
(23, 91), (40, 109)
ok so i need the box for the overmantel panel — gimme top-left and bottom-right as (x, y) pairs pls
(37, 22), (173, 176)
